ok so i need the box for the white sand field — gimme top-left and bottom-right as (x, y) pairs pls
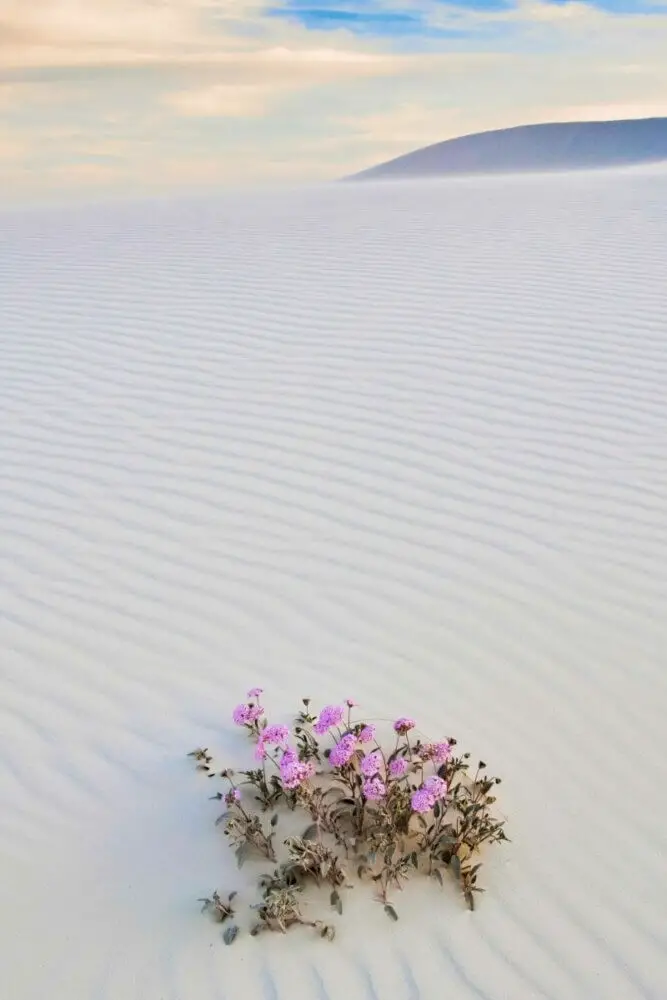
(1, 168), (667, 1000)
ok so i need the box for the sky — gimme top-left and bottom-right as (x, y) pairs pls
(1, 0), (667, 202)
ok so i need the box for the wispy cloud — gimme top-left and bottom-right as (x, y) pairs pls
(1, 0), (667, 202)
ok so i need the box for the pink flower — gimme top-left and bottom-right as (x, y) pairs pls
(410, 775), (448, 813)
(329, 733), (356, 767)
(345, 698), (358, 708)
(281, 768), (302, 790)
(423, 775), (448, 801)
(313, 704), (345, 735)
(280, 750), (315, 789)
(254, 724), (290, 762)
(247, 687), (263, 700)
(232, 702), (263, 725)
(360, 751), (383, 777)
(411, 787), (434, 813)
(362, 777), (386, 801)
(389, 757), (408, 779)
(225, 788), (241, 805)
(421, 741), (451, 765)
(232, 703), (251, 726)
(358, 724), (376, 744)
(394, 717), (416, 735)
(261, 724), (290, 748)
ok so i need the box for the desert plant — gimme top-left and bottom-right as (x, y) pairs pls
(191, 689), (507, 942)
(250, 864), (336, 940)
(198, 890), (240, 944)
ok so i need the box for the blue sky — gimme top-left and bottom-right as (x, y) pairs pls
(268, 0), (515, 35)
(1, 0), (667, 203)
(268, 0), (665, 30)
(270, 0), (667, 39)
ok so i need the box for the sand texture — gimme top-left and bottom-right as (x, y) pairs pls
(1, 168), (667, 1000)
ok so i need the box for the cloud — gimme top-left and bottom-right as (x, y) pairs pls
(160, 44), (414, 121)
(0, 132), (27, 159)
(0, 0), (209, 66)
(336, 94), (667, 166)
(0, 0), (407, 70)
(1, 0), (667, 201)
(0, 79), (65, 110)
(165, 83), (271, 116)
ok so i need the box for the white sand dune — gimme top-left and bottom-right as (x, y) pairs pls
(1, 167), (667, 1000)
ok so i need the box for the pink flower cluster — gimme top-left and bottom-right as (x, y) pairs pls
(232, 703), (263, 726)
(254, 723), (290, 760)
(314, 704), (345, 735)
(232, 687), (265, 727)
(360, 751), (383, 777)
(279, 748), (315, 790)
(389, 757), (408, 779)
(420, 741), (452, 765)
(411, 775), (448, 814)
(393, 717), (416, 735)
(325, 713), (426, 804)
(261, 724), (290, 747)
(329, 733), (356, 767)
(362, 776), (386, 801)
(230, 691), (452, 815)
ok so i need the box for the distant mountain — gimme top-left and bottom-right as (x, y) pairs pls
(345, 118), (667, 181)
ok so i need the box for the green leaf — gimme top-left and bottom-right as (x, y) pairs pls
(384, 904), (399, 922)
(223, 924), (240, 945)
(330, 890), (343, 915)
(302, 824), (318, 841)
(236, 844), (248, 869)
(432, 867), (444, 886)
(465, 890), (475, 911)
(450, 854), (461, 879)
(270, 813), (279, 827)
